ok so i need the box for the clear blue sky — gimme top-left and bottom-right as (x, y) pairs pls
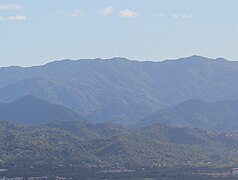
(0, 0), (238, 66)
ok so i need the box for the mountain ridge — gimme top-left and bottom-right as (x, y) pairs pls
(0, 55), (238, 125)
(0, 55), (232, 69)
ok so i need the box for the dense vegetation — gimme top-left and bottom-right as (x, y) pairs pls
(1, 121), (238, 178)
(1, 56), (238, 179)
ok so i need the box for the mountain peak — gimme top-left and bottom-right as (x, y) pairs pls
(215, 57), (228, 62)
(181, 55), (229, 62)
(0, 95), (83, 125)
(178, 55), (211, 61)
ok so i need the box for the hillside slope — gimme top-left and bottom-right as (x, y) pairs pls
(1, 121), (238, 169)
(1, 56), (238, 125)
(0, 95), (83, 124)
(140, 99), (238, 131)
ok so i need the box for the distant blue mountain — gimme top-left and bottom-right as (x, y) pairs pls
(0, 95), (83, 124)
(140, 99), (238, 131)
(0, 56), (238, 125)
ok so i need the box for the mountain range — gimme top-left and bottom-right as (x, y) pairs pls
(1, 56), (238, 125)
(1, 56), (238, 178)
(1, 94), (238, 132)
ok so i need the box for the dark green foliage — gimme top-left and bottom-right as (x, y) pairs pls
(0, 121), (92, 166)
(47, 121), (126, 140)
(1, 121), (238, 167)
(1, 121), (238, 178)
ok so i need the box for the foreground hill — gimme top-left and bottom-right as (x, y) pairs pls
(140, 99), (238, 131)
(1, 121), (238, 178)
(0, 95), (82, 124)
(47, 121), (126, 140)
(0, 56), (238, 125)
